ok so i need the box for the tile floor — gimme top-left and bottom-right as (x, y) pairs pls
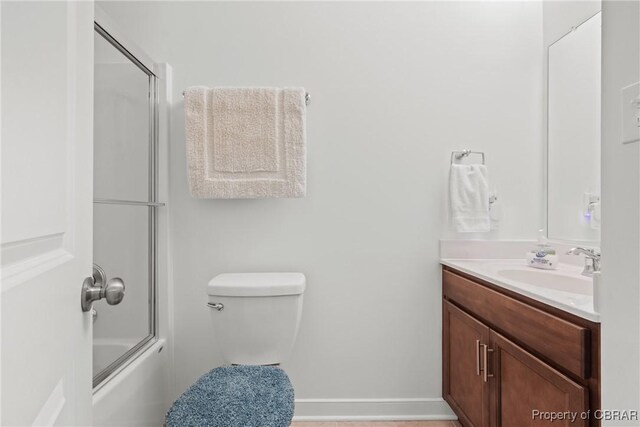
(291, 422), (462, 427)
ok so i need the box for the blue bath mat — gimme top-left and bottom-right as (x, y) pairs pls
(166, 365), (294, 427)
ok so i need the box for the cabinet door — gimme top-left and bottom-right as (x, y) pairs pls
(490, 331), (588, 427)
(443, 301), (490, 427)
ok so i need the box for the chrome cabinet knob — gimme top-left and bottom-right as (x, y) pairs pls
(81, 275), (126, 312)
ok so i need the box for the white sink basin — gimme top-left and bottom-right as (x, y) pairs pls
(495, 268), (591, 295)
(440, 258), (598, 322)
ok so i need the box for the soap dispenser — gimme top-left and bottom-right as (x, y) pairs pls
(526, 230), (558, 270)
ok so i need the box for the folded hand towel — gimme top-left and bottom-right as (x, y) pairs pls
(450, 164), (490, 233)
(184, 87), (306, 198)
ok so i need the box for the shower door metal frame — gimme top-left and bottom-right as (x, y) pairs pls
(92, 21), (162, 388)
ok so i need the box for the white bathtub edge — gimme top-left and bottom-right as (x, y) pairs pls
(93, 338), (166, 400)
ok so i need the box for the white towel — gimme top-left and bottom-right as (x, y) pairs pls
(450, 164), (490, 233)
(184, 87), (306, 198)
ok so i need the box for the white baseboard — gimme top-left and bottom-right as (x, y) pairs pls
(292, 398), (457, 421)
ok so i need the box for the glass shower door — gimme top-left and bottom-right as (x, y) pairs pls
(92, 23), (159, 387)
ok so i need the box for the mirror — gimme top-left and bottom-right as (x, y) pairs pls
(547, 12), (601, 244)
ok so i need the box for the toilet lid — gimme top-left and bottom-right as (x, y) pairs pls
(207, 272), (306, 297)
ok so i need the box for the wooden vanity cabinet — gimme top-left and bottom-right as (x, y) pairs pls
(443, 301), (490, 427)
(442, 267), (600, 427)
(489, 330), (588, 427)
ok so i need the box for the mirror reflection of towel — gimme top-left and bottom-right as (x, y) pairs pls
(590, 202), (601, 230)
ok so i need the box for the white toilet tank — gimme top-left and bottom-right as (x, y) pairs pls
(207, 272), (305, 365)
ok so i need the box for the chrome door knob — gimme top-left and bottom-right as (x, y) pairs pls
(81, 275), (126, 312)
(104, 278), (125, 305)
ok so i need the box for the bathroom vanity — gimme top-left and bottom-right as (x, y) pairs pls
(441, 264), (600, 427)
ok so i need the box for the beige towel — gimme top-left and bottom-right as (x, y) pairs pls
(184, 87), (307, 198)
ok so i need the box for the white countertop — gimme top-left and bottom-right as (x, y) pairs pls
(441, 258), (600, 322)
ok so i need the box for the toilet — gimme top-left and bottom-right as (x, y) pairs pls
(207, 272), (306, 365)
(166, 272), (305, 427)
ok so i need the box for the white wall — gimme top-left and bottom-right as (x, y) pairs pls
(600, 0), (640, 425)
(99, 1), (544, 419)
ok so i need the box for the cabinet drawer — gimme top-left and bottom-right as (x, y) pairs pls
(443, 270), (590, 379)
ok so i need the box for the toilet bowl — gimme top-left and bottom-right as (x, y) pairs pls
(207, 272), (305, 365)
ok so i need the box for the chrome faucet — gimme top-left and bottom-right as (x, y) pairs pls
(566, 247), (601, 277)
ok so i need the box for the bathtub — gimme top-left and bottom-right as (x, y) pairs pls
(93, 338), (141, 375)
(93, 338), (170, 426)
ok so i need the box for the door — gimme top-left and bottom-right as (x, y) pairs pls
(443, 301), (490, 427)
(489, 331), (588, 427)
(1, 1), (94, 425)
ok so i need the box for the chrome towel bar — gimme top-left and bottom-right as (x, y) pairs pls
(182, 90), (311, 106)
(450, 150), (485, 165)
